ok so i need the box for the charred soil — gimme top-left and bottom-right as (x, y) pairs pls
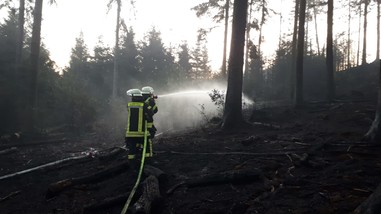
(0, 100), (380, 214)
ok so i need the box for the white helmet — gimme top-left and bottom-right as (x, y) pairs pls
(126, 88), (142, 97)
(141, 86), (154, 95)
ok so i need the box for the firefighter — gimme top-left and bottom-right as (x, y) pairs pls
(141, 86), (158, 139)
(125, 89), (152, 161)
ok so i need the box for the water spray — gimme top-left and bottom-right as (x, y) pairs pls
(157, 90), (210, 98)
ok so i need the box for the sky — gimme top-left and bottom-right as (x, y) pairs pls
(12, 0), (292, 72)
(0, 0), (379, 72)
(41, 0), (223, 71)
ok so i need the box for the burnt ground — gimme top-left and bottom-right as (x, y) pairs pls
(0, 100), (381, 214)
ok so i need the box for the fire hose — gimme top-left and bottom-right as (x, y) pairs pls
(120, 121), (149, 214)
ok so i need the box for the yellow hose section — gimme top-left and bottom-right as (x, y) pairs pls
(120, 121), (148, 214)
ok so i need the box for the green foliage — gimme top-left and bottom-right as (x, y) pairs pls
(119, 27), (140, 93)
(177, 41), (192, 80)
(192, 0), (229, 22)
(208, 89), (225, 116)
(0, 12), (24, 132)
(140, 27), (174, 88)
(190, 32), (212, 80)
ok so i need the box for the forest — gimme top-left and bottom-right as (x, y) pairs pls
(0, 0), (381, 213)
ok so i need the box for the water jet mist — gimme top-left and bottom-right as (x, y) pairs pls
(154, 88), (254, 134)
(158, 90), (210, 98)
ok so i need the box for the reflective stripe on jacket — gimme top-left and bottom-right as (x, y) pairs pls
(126, 102), (145, 137)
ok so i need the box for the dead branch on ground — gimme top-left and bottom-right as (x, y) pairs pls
(0, 154), (91, 181)
(0, 147), (18, 155)
(0, 191), (21, 203)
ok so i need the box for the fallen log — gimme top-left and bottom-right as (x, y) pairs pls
(0, 154), (91, 181)
(46, 160), (130, 198)
(354, 182), (381, 214)
(131, 175), (162, 214)
(83, 168), (165, 214)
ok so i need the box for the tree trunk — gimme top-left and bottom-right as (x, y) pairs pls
(347, 2), (351, 68)
(16, 0), (25, 66)
(377, 0), (380, 60)
(221, 0), (229, 79)
(27, 0), (43, 133)
(222, 0), (248, 129)
(294, 0), (306, 107)
(305, 9), (309, 55)
(257, 0), (265, 72)
(278, 0), (283, 50)
(112, 0), (121, 99)
(244, 0), (253, 76)
(290, 0), (299, 101)
(365, 60), (381, 142)
(362, 0), (369, 65)
(326, 0), (335, 102)
(357, 3), (362, 66)
(312, 0), (320, 56)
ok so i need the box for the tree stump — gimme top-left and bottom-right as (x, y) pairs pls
(131, 175), (162, 214)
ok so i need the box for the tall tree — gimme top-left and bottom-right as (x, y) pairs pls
(244, 0), (254, 75)
(0, 11), (19, 133)
(347, 1), (352, 68)
(67, 32), (91, 78)
(107, 0), (121, 99)
(27, 0), (43, 133)
(365, 60), (381, 142)
(222, 0), (247, 128)
(178, 41), (193, 81)
(326, 0), (335, 101)
(15, 0), (25, 66)
(222, 0), (230, 78)
(191, 29), (212, 80)
(376, 0), (380, 60)
(294, 0), (306, 107)
(192, 0), (231, 78)
(311, 0), (321, 56)
(91, 36), (113, 99)
(357, 2), (362, 66)
(362, 0), (370, 65)
(257, 0), (268, 73)
(290, 0), (299, 101)
(140, 27), (171, 88)
(119, 26), (139, 91)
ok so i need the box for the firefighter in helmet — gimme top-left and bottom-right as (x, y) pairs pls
(125, 89), (153, 160)
(141, 86), (158, 139)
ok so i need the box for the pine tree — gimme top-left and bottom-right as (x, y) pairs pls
(178, 41), (193, 81)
